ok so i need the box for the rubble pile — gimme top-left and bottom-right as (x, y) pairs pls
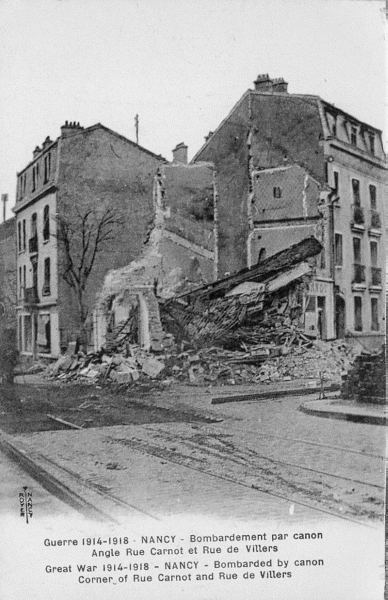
(45, 336), (360, 387)
(341, 349), (385, 404)
(45, 347), (165, 385)
(260, 339), (361, 384)
(161, 339), (360, 385)
(160, 287), (306, 349)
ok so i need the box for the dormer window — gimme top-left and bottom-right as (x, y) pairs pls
(44, 153), (51, 184)
(350, 126), (357, 146)
(369, 133), (375, 155)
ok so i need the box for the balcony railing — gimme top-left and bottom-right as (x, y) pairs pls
(23, 286), (39, 305)
(371, 267), (382, 287)
(29, 235), (38, 254)
(352, 263), (366, 284)
(370, 210), (381, 229)
(352, 205), (364, 225)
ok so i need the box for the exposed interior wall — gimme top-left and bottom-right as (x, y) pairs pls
(95, 163), (216, 352)
(194, 91), (326, 276)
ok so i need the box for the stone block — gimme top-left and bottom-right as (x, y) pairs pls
(141, 357), (165, 378)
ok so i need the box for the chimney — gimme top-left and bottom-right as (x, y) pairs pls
(204, 131), (214, 142)
(272, 77), (288, 93)
(253, 74), (288, 93)
(253, 74), (272, 92)
(172, 142), (188, 164)
(33, 146), (41, 159)
(42, 135), (53, 150)
(60, 121), (84, 138)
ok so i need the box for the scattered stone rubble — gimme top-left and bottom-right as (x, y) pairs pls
(44, 336), (360, 387)
(45, 346), (165, 385)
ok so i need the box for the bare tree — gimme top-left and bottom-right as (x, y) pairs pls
(55, 205), (122, 350)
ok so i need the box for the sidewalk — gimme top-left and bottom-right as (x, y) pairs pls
(299, 398), (387, 426)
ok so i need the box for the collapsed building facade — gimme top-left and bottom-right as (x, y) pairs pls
(94, 159), (217, 352)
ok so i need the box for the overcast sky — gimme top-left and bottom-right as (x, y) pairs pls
(0, 0), (385, 219)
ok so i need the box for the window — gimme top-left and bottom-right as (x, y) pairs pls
(369, 133), (375, 155)
(350, 126), (357, 146)
(258, 248), (266, 262)
(23, 265), (26, 289)
(273, 187), (282, 198)
(38, 314), (51, 353)
(305, 296), (316, 312)
(43, 205), (50, 241)
(352, 179), (360, 205)
(370, 241), (378, 267)
(332, 120), (337, 138)
(335, 233), (343, 266)
(43, 257), (50, 295)
(18, 222), (21, 252)
(32, 167), (36, 192)
(18, 266), (22, 296)
(22, 219), (26, 250)
(333, 171), (339, 193)
(31, 213), (37, 238)
(354, 296), (362, 331)
(371, 298), (379, 331)
(369, 185), (377, 210)
(353, 237), (361, 263)
(44, 153), (51, 184)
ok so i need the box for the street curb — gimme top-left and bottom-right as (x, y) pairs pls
(299, 400), (387, 426)
(0, 431), (153, 522)
(211, 383), (340, 404)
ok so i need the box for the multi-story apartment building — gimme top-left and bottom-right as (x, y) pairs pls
(193, 75), (386, 348)
(14, 122), (165, 358)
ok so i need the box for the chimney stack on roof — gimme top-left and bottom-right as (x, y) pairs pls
(42, 135), (53, 150)
(60, 121), (84, 137)
(33, 146), (41, 159)
(254, 74), (288, 94)
(172, 142), (188, 164)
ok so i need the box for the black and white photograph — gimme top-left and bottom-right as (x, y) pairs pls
(0, 0), (386, 598)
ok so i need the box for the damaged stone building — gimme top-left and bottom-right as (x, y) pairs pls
(192, 74), (387, 348)
(247, 164), (334, 339)
(94, 155), (216, 352)
(14, 122), (165, 358)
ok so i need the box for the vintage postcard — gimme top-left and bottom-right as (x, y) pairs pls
(0, 0), (386, 599)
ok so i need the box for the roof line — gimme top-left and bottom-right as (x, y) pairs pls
(17, 140), (58, 176)
(84, 123), (168, 161)
(191, 90), (250, 162)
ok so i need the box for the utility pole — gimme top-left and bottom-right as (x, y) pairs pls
(134, 114), (139, 144)
(1, 194), (8, 222)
